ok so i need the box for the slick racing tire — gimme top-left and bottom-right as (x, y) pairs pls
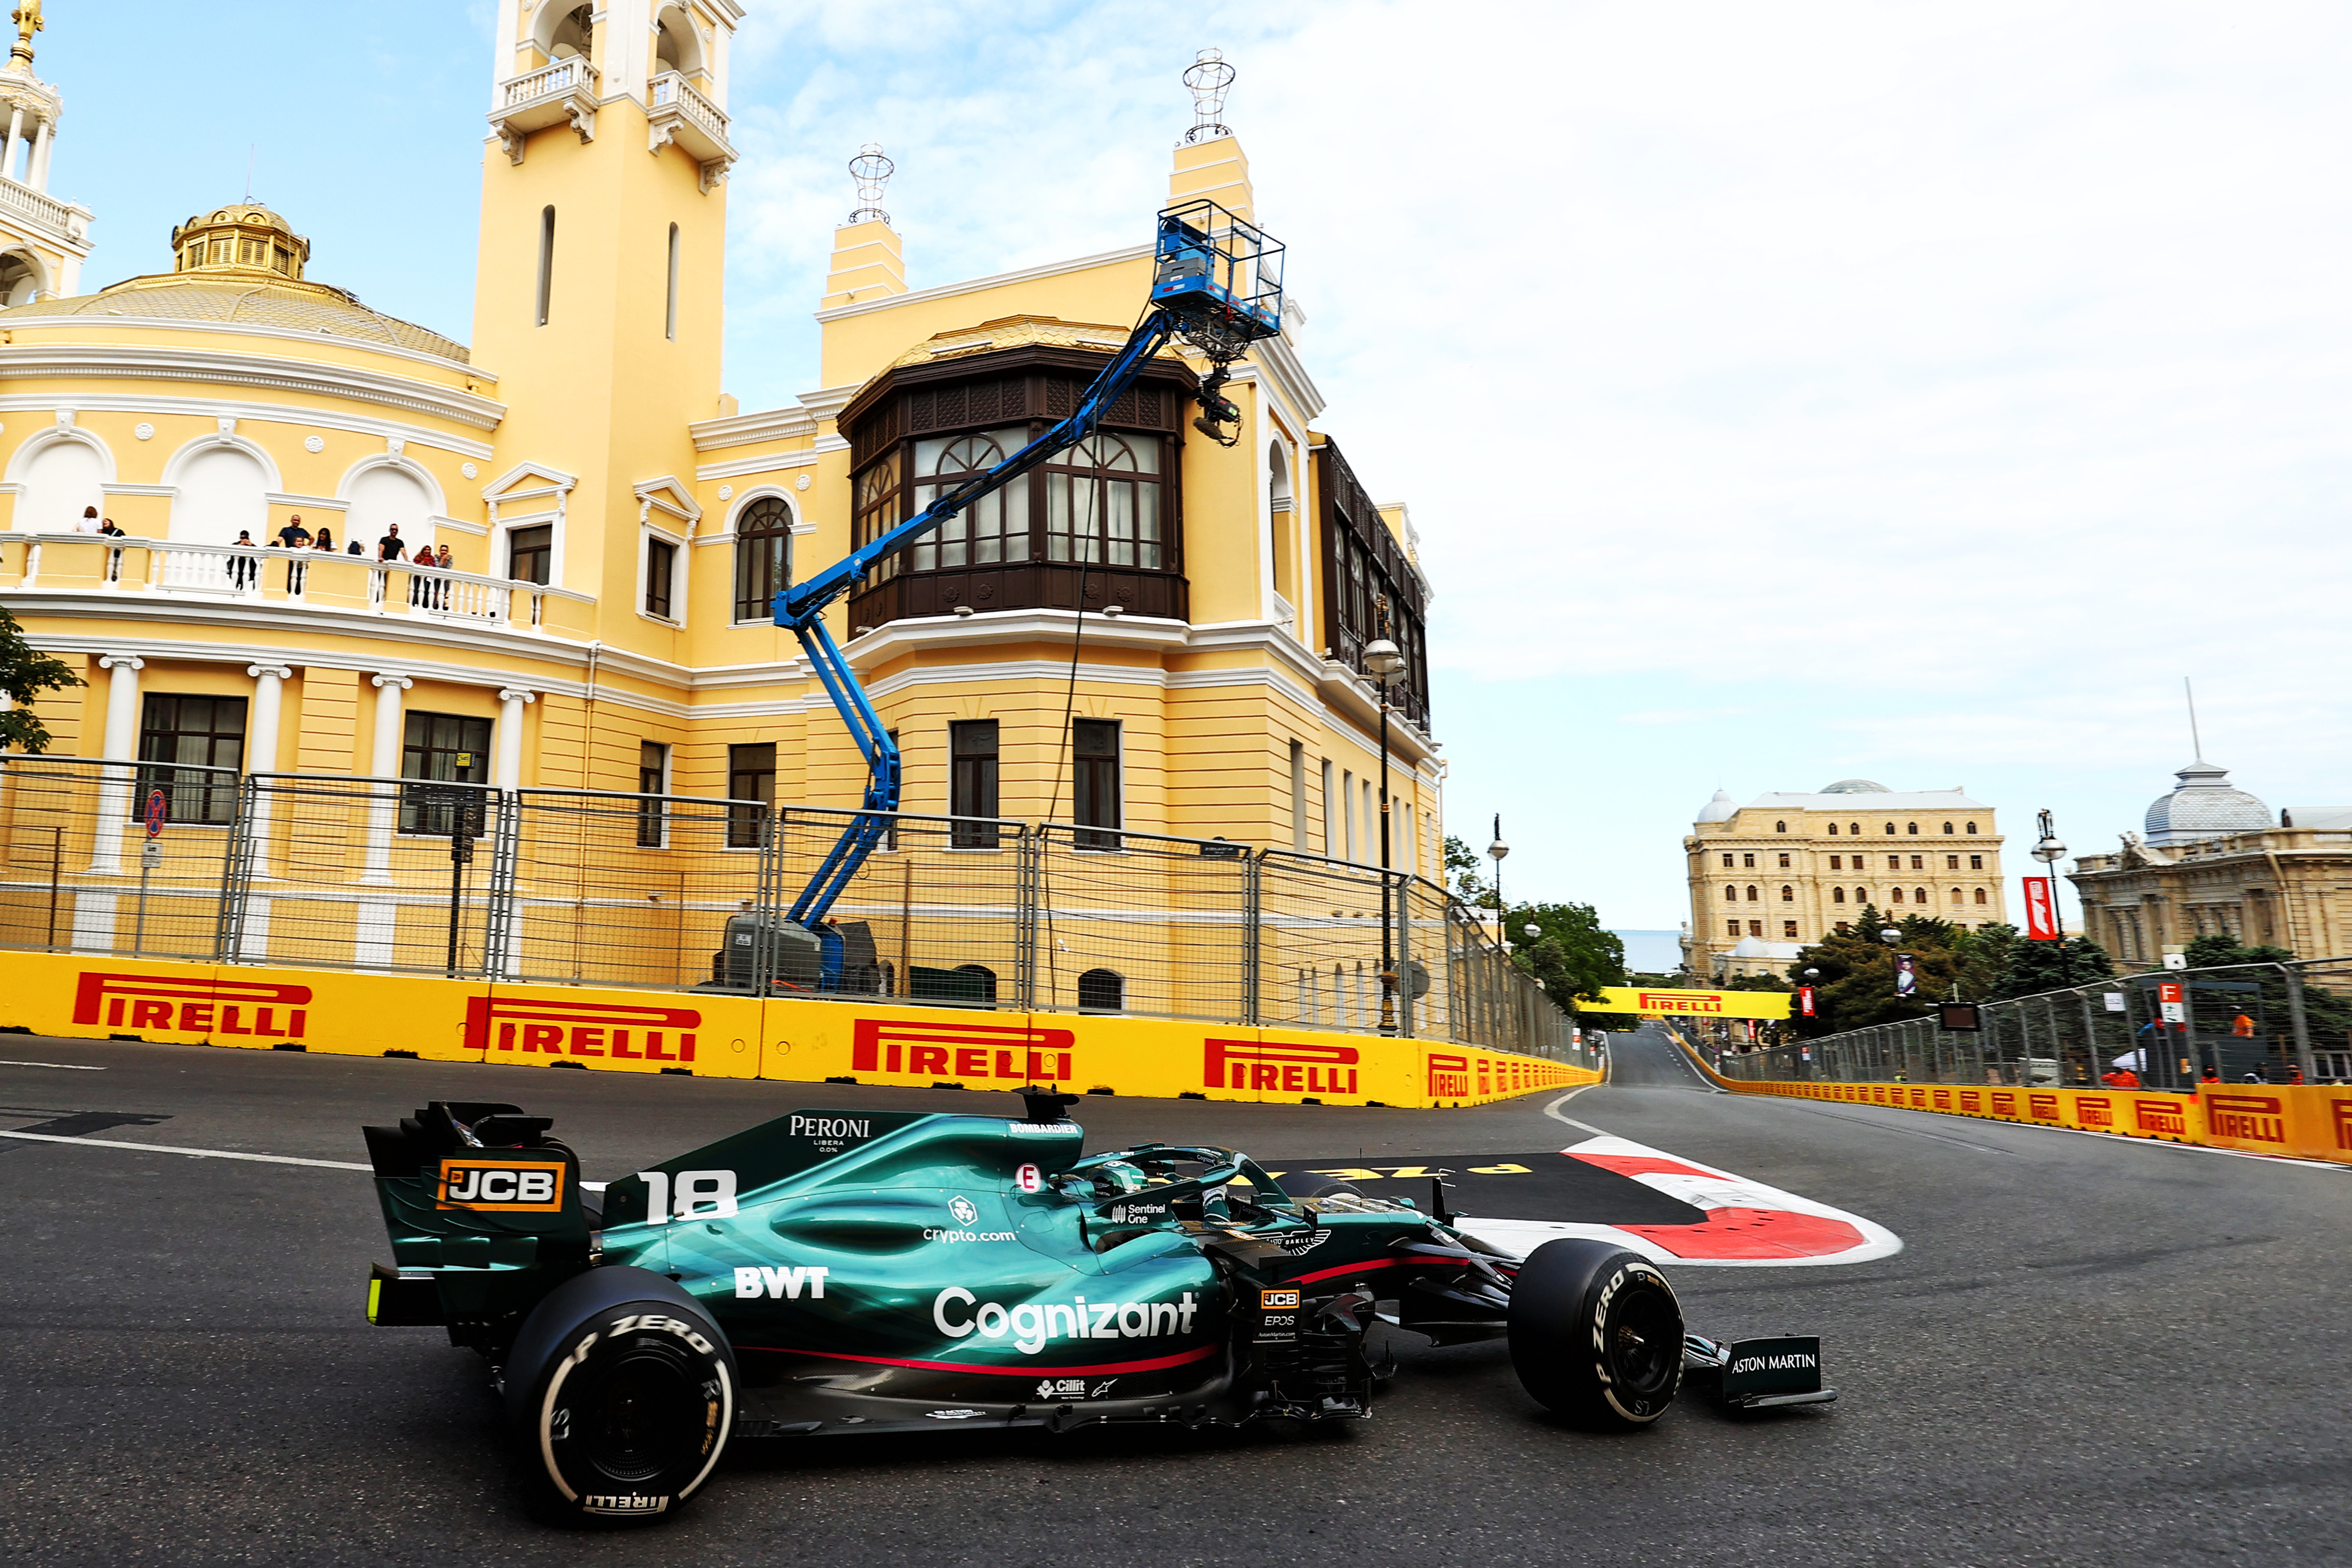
(1507, 1239), (1683, 1429)
(503, 1265), (738, 1526)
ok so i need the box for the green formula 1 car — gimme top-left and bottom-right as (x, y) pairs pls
(361, 1091), (1831, 1524)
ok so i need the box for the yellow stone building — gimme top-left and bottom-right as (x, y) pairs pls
(0, 5), (1444, 956)
(1682, 781), (2008, 977)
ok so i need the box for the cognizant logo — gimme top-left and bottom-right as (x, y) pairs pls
(932, 1288), (1198, 1354)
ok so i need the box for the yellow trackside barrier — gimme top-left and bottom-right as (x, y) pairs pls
(1664, 1027), (2352, 1166)
(0, 951), (1598, 1110)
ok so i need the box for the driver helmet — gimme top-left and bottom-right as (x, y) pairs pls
(1087, 1160), (1150, 1198)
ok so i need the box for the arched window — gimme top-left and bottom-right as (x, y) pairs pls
(1974, 888), (1989, 905)
(1724, 885), (1737, 902)
(732, 496), (793, 622)
(169, 445), (268, 546)
(1855, 887), (1868, 903)
(1775, 820), (1786, 833)
(1949, 887), (1962, 903)
(15, 436), (104, 532)
(1965, 821), (1978, 834)
(344, 465), (434, 557)
(1267, 441), (1294, 599)
(0, 251), (40, 307)
(1906, 822), (1919, 835)
(1044, 432), (1165, 567)
(653, 5), (704, 75)
(1779, 885), (1794, 902)
(1850, 822), (1861, 836)
(950, 963), (997, 1005)
(1744, 885), (1758, 902)
(1833, 887), (1847, 904)
(1890, 887), (1905, 903)
(1883, 823), (1896, 835)
(536, 205), (556, 327)
(1914, 887), (1927, 903)
(545, 3), (592, 57)
(1077, 968), (1124, 1012)
(1942, 821), (1954, 834)
(1828, 822), (1839, 836)
(912, 428), (1027, 570)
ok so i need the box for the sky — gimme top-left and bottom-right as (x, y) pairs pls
(42, 2), (2352, 934)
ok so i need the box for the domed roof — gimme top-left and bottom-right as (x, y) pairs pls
(2144, 760), (2270, 848)
(1695, 788), (1738, 824)
(1819, 778), (1890, 794)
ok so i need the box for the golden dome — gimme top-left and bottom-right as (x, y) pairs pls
(170, 202), (312, 280)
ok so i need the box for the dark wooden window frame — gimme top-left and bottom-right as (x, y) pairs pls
(137, 693), (246, 824)
(950, 719), (1000, 849)
(726, 741), (775, 849)
(1317, 438), (1432, 729)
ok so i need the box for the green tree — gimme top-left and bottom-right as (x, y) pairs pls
(0, 603), (80, 753)
(1784, 906), (1965, 1033)
(1507, 901), (1623, 1004)
(2179, 935), (2352, 1042)
(1987, 934), (2114, 999)
(1443, 834), (1494, 908)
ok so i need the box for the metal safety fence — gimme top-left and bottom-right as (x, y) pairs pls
(0, 753), (1586, 1061)
(1712, 959), (2352, 1088)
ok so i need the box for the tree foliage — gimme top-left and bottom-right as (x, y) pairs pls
(1507, 901), (1623, 1004)
(1443, 834), (1496, 909)
(0, 604), (80, 753)
(2180, 936), (2352, 1042)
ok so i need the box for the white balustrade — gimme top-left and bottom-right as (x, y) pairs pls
(0, 172), (72, 236)
(500, 56), (598, 109)
(649, 71), (728, 142)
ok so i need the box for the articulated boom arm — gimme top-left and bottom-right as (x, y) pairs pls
(772, 200), (1283, 945)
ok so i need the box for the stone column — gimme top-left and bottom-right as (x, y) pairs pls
(29, 116), (50, 191)
(2, 105), (21, 183)
(359, 673), (411, 885)
(242, 665), (293, 879)
(494, 687), (536, 789)
(86, 653), (143, 874)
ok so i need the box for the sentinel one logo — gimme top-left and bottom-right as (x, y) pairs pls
(851, 1019), (1075, 1082)
(73, 970), (311, 1038)
(1204, 1037), (1360, 1096)
(436, 1158), (565, 1212)
(463, 996), (698, 1062)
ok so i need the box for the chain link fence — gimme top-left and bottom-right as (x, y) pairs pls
(1713, 959), (2352, 1087)
(0, 754), (1586, 1060)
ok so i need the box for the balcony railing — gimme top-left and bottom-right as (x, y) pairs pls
(0, 533), (595, 639)
(489, 56), (601, 160)
(498, 55), (598, 112)
(649, 71), (727, 142)
(0, 174), (83, 241)
(646, 70), (734, 178)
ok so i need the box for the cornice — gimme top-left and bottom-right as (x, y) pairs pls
(694, 447), (821, 482)
(0, 342), (506, 431)
(843, 609), (1190, 673)
(688, 405), (818, 451)
(0, 391), (497, 461)
(0, 314), (494, 382)
(812, 244), (1154, 324)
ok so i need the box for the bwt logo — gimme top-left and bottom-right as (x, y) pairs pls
(2133, 1098), (2189, 1136)
(464, 997), (698, 1062)
(2206, 1092), (2286, 1145)
(852, 1019), (1075, 1082)
(1206, 1038), (1360, 1096)
(74, 971), (310, 1038)
(1637, 992), (1723, 1013)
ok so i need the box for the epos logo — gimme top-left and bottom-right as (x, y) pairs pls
(2205, 1093), (2286, 1145)
(851, 1019), (1075, 1082)
(73, 970), (310, 1038)
(1205, 1038), (1360, 1096)
(464, 996), (698, 1061)
(436, 1158), (566, 1212)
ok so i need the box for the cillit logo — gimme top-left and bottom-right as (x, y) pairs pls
(1206, 1038), (1360, 1096)
(852, 1018), (1074, 1082)
(464, 996), (698, 1061)
(437, 1157), (565, 1212)
(2206, 1092), (2286, 1145)
(74, 970), (310, 1038)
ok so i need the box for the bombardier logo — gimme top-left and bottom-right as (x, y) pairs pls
(464, 996), (699, 1062)
(852, 1019), (1075, 1083)
(73, 970), (310, 1039)
(437, 1158), (565, 1212)
(1204, 1038), (1360, 1096)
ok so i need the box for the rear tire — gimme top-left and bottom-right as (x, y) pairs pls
(1507, 1239), (1682, 1428)
(502, 1266), (736, 1525)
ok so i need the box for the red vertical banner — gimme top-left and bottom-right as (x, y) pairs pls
(2023, 877), (2059, 941)
(1797, 986), (1817, 1018)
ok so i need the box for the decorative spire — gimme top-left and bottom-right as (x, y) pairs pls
(1181, 47), (1233, 144)
(9, 0), (40, 70)
(847, 142), (893, 225)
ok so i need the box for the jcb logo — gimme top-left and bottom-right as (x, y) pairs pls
(852, 1019), (1075, 1082)
(437, 1158), (566, 1212)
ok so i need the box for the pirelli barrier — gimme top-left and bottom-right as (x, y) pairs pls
(1666, 1029), (2352, 1166)
(0, 952), (1598, 1110)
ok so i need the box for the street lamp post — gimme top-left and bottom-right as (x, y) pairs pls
(2031, 808), (2067, 943)
(1486, 816), (1509, 940)
(1362, 604), (1408, 1035)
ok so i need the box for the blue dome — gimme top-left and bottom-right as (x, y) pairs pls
(2145, 760), (2269, 847)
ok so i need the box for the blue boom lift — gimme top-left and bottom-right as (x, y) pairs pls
(766, 199), (1286, 987)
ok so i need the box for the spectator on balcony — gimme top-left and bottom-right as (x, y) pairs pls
(228, 530), (259, 589)
(311, 526), (335, 552)
(376, 522), (406, 563)
(346, 537), (364, 555)
(275, 514), (312, 551)
(408, 541), (440, 607)
(98, 517), (124, 582)
(74, 505), (98, 533)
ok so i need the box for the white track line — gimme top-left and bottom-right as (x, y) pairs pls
(1543, 1085), (1607, 1137)
(0, 1060), (104, 1070)
(0, 1128), (371, 1170)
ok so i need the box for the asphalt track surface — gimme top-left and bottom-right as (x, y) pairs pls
(4, 1023), (2349, 1566)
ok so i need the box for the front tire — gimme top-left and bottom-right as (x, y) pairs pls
(502, 1266), (736, 1525)
(1507, 1240), (1682, 1428)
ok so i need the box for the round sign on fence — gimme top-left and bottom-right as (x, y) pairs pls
(144, 790), (166, 839)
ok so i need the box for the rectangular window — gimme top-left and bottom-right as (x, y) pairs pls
(1778, 853), (1790, 868)
(644, 537), (677, 619)
(726, 742), (775, 849)
(1721, 853), (1733, 868)
(665, 222), (680, 341)
(1363, 779), (1376, 865)
(1829, 854), (1842, 870)
(1341, 769), (1355, 861)
(536, 205), (556, 326)
(950, 720), (999, 848)
(1072, 719), (1121, 851)
(1727, 919), (1741, 937)
(637, 741), (669, 848)
(137, 694), (246, 824)
(1320, 758), (1334, 854)
(1748, 920), (1763, 937)
(1289, 740), (1306, 852)
(508, 524), (552, 586)
(1946, 854), (1959, 869)
(1783, 921), (1799, 938)
(1969, 854), (1984, 870)
(1910, 854), (1923, 870)
(1887, 855), (1901, 870)
(398, 711), (490, 835)
(1742, 853), (1755, 868)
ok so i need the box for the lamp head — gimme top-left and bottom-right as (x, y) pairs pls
(1361, 636), (1406, 683)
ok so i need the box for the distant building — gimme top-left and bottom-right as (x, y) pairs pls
(1682, 779), (2008, 976)
(2071, 759), (2352, 962)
